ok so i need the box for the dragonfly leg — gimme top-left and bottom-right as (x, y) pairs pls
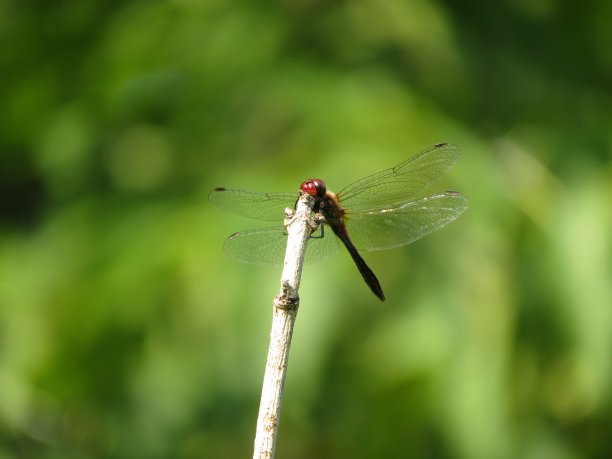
(309, 220), (326, 239)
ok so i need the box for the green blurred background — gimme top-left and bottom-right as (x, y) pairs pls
(1, 0), (611, 458)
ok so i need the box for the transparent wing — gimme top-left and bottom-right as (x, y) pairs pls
(209, 188), (298, 221)
(306, 223), (341, 264)
(337, 143), (461, 212)
(346, 192), (468, 251)
(223, 227), (288, 265)
(222, 225), (340, 265)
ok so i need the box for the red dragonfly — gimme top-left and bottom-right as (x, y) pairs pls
(209, 143), (467, 301)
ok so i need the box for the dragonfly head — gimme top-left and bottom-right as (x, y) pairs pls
(300, 179), (326, 198)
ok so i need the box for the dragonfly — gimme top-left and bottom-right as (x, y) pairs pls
(209, 142), (468, 301)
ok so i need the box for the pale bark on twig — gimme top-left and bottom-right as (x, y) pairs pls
(253, 192), (316, 459)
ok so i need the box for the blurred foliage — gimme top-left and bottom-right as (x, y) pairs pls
(1, 0), (611, 458)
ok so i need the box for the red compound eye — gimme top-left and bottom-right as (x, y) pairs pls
(300, 179), (326, 197)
